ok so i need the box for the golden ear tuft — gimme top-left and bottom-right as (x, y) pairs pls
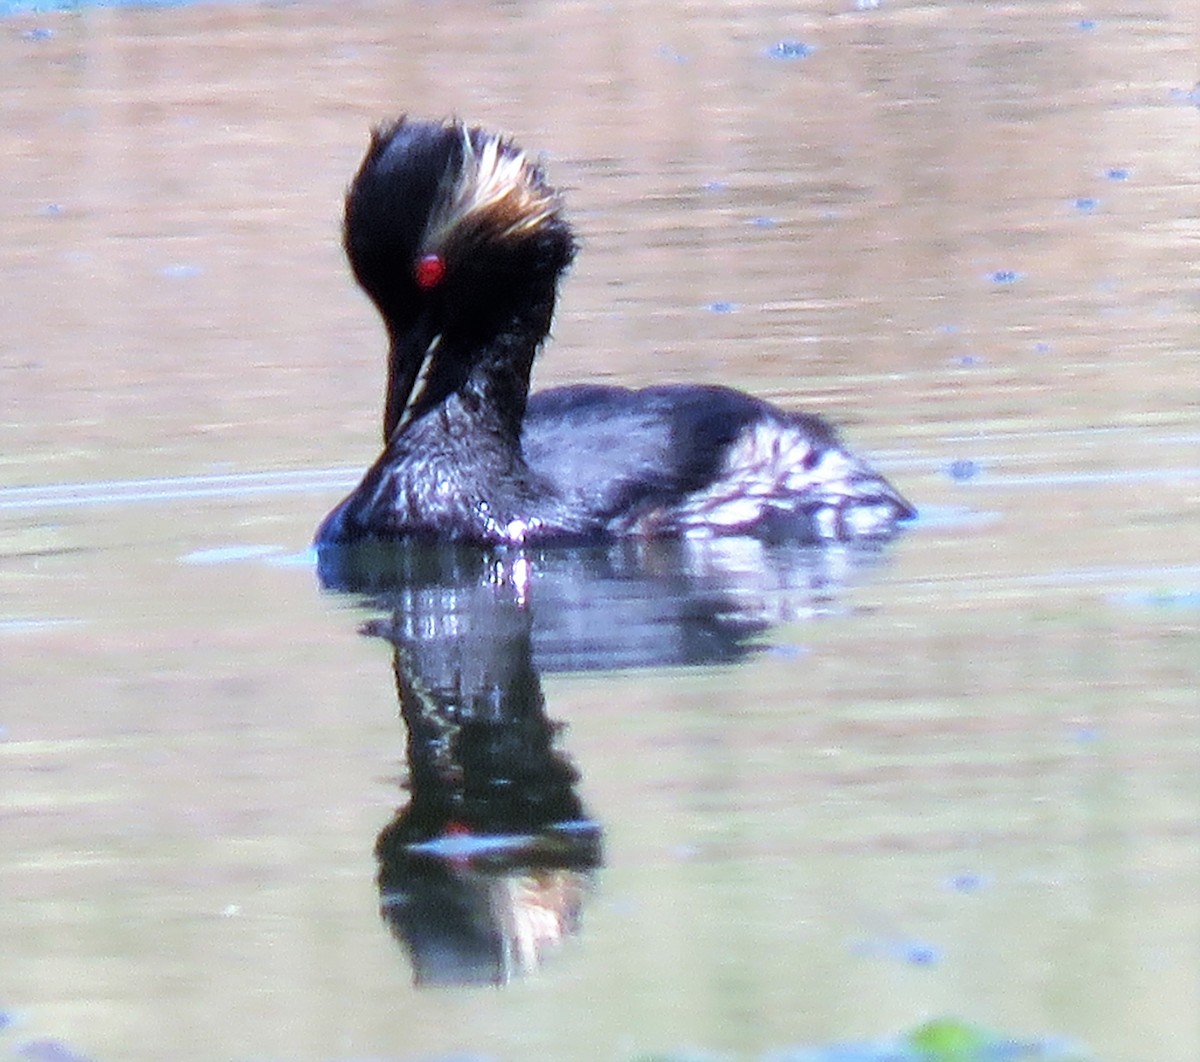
(428, 128), (563, 251)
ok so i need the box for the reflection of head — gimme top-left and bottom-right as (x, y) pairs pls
(377, 831), (600, 986)
(381, 854), (504, 986)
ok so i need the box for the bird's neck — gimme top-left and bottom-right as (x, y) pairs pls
(384, 295), (553, 445)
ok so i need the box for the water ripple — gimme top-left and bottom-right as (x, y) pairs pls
(0, 468), (358, 512)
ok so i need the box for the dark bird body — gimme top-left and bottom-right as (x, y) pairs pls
(316, 118), (915, 547)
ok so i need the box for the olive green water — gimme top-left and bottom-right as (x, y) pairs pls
(1, 2), (1198, 1061)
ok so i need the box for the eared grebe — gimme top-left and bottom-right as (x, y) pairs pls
(316, 118), (915, 547)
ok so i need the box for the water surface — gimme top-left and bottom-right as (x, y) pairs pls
(2, 2), (1198, 1061)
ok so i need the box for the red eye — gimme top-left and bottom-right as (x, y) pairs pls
(414, 253), (445, 290)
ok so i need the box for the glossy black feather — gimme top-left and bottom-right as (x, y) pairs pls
(316, 118), (915, 547)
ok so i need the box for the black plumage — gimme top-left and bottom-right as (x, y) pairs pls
(316, 118), (914, 547)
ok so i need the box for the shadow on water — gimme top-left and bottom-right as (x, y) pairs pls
(316, 536), (901, 986)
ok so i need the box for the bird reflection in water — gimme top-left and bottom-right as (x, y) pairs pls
(318, 537), (897, 986)
(344, 546), (600, 986)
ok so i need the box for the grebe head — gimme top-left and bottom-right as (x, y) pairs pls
(344, 118), (577, 442)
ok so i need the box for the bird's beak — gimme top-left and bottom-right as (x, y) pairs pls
(383, 310), (441, 443)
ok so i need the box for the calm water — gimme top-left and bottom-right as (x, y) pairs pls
(2, 2), (1199, 1061)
